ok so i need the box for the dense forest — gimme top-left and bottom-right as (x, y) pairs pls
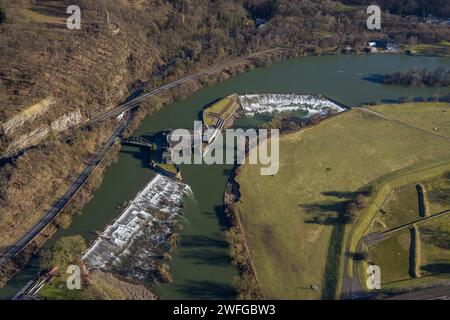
(0, 0), (449, 287)
(341, 0), (450, 17)
(384, 67), (450, 87)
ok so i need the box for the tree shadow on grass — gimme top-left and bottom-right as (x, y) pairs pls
(297, 190), (358, 298)
(322, 222), (345, 299)
(347, 251), (368, 262)
(436, 190), (450, 207)
(301, 200), (349, 225)
(175, 280), (236, 299)
(420, 227), (450, 250)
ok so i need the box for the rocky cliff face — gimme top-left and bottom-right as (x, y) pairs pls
(0, 0), (358, 273)
(0, 0), (267, 279)
(3, 109), (83, 157)
(0, 1), (158, 157)
(2, 97), (55, 135)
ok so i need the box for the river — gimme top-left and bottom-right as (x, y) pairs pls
(1, 54), (449, 299)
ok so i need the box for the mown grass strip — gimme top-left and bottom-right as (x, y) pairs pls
(347, 157), (450, 278)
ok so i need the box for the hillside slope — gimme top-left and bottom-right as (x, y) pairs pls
(0, 0), (449, 285)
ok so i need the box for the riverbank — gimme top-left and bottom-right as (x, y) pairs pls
(0, 48), (292, 289)
(0, 139), (123, 288)
(224, 166), (264, 299)
(232, 102), (450, 299)
(2, 50), (447, 289)
(2, 0), (450, 292)
(2, 54), (449, 300)
(224, 106), (348, 300)
(82, 174), (190, 290)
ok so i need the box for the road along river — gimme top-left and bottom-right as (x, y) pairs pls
(1, 54), (449, 299)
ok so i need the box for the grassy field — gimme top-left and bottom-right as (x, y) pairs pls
(358, 171), (450, 292)
(364, 214), (450, 292)
(370, 103), (450, 138)
(372, 187), (420, 232)
(203, 95), (240, 127)
(333, 4), (359, 12)
(235, 102), (450, 299)
(38, 272), (135, 300)
(368, 229), (412, 284)
(424, 175), (450, 213)
(38, 274), (95, 300)
(418, 215), (450, 276)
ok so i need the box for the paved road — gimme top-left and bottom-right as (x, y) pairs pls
(0, 48), (284, 267)
(386, 284), (450, 300)
(1, 48), (284, 159)
(342, 206), (450, 298)
(77, 48), (283, 128)
(0, 112), (132, 267)
(364, 208), (450, 247)
(341, 245), (371, 300)
(341, 107), (450, 298)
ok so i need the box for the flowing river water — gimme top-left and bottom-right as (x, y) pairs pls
(1, 54), (449, 299)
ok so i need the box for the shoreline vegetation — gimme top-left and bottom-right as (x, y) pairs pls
(384, 67), (450, 87)
(232, 102), (450, 299)
(0, 47), (291, 291)
(223, 102), (347, 299)
(1, 53), (449, 299)
(75, 92), (344, 299)
(81, 174), (190, 289)
(225, 167), (265, 300)
(1, 1), (450, 301)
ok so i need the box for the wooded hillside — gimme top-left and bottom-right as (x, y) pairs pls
(0, 0), (449, 285)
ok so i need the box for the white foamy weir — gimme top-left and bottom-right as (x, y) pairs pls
(82, 174), (190, 270)
(238, 94), (345, 116)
